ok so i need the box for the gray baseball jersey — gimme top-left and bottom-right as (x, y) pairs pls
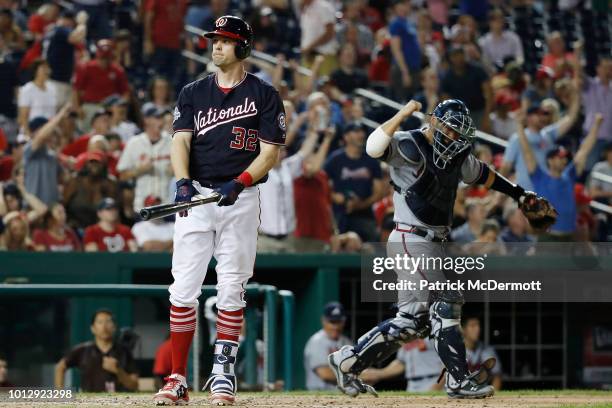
(466, 342), (502, 375)
(396, 338), (444, 392)
(383, 129), (482, 234)
(304, 329), (352, 390)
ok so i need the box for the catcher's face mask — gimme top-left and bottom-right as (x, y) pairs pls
(431, 109), (475, 169)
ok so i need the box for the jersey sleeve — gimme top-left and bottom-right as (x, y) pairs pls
(172, 85), (195, 134)
(64, 344), (85, 368)
(482, 346), (502, 375)
(461, 154), (485, 184)
(258, 86), (286, 145)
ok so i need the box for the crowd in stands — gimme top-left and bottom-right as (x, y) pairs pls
(0, 0), (611, 252)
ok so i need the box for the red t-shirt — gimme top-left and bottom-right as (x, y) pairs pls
(74, 60), (129, 103)
(28, 14), (53, 35)
(0, 156), (14, 181)
(83, 223), (135, 252)
(144, 0), (188, 50)
(152, 339), (172, 377)
(293, 171), (333, 242)
(33, 228), (81, 252)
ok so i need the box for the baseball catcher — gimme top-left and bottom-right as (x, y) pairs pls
(328, 99), (556, 399)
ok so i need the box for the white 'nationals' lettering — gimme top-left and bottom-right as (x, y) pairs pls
(195, 98), (258, 137)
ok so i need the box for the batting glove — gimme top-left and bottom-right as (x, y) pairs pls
(215, 179), (245, 207)
(175, 178), (198, 217)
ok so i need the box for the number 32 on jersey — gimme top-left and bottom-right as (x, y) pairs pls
(230, 126), (258, 152)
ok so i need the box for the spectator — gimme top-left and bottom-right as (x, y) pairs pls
(73, 0), (112, 41)
(73, 39), (129, 127)
(388, 0), (421, 101)
(54, 309), (139, 392)
(489, 93), (516, 140)
(441, 46), (492, 128)
(23, 105), (72, 205)
(575, 183), (598, 242)
(143, 0), (188, 85)
(153, 335), (172, 390)
(117, 106), (172, 211)
(33, 203), (81, 252)
(0, 353), (14, 387)
(131, 195), (173, 252)
(413, 67), (440, 117)
(329, 43), (369, 96)
(575, 54), (612, 170)
(519, 112), (603, 241)
(462, 316), (502, 390)
(303, 302), (351, 391)
(42, 9), (87, 108)
(478, 9), (523, 72)
(297, 0), (338, 76)
(64, 150), (119, 230)
(0, 211), (34, 251)
(522, 66), (555, 110)
(62, 109), (112, 159)
(324, 123), (384, 242)
(0, 6), (24, 51)
(451, 198), (486, 243)
(501, 95), (580, 192)
(142, 76), (173, 114)
(501, 205), (534, 244)
(0, 179), (48, 224)
(104, 132), (123, 177)
(258, 128), (331, 253)
(83, 197), (137, 252)
(337, 2), (374, 64)
(541, 31), (575, 80)
(17, 59), (58, 132)
(106, 95), (139, 142)
(360, 338), (444, 392)
(589, 142), (612, 205)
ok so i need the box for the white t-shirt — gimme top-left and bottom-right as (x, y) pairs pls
(18, 81), (58, 121)
(258, 153), (303, 236)
(298, 0), (338, 55)
(116, 132), (173, 210)
(131, 220), (174, 247)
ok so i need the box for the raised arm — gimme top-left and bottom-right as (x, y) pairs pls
(303, 127), (334, 177)
(366, 100), (422, 158)
(574, 113), (603, 176)
(515, 112), (537, 175)
(31, 104), (71, 151)
(555, 83), (581, 138)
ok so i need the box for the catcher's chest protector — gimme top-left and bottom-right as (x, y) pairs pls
(405, 131), (470, 227)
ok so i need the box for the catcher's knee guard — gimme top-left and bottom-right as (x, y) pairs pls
(338, 311), (430, 375)
(429, 290), (469, 383)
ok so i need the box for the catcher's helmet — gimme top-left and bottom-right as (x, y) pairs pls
(430, 99), (475, 169)
(204, 15), (253, 60)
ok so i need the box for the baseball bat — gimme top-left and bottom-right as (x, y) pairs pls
(139, 193), (221, 221)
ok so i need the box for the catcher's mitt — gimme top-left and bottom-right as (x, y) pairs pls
(519, 191), (558, 231)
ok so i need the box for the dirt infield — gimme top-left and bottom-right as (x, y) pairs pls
(5, 391), (612, 408)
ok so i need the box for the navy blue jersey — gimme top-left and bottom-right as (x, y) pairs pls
(173, 72), (286, 187)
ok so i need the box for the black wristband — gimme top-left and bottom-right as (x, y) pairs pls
(490, 171), (525, 201)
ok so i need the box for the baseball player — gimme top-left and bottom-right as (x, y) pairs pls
(153, 15), (286, 406)
(328, 99), (557, 399)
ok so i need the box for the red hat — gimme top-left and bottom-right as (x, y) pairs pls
(75, 151), (107, 171)
(535, 65), (555, 81)
(495, 92), (515, 107)
(144, 195), (161, 207)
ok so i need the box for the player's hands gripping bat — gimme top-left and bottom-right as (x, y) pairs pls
(175, 178), (198, 217)
(519, 191), (558, 231)
(215, 179), (245, 206)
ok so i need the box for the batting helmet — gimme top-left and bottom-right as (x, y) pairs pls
(204, 15), (253, 60)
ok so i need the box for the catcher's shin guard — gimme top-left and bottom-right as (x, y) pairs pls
(429, 290), (470, 384)
(337, 311), (430, 375)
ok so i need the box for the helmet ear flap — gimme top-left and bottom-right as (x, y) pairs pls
(234, 40), (251, 59)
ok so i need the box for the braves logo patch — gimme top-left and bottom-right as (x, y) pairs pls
(216, 17), (227, 27)
(173, 107), (181, 123)
(278, 112), (286, 131)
